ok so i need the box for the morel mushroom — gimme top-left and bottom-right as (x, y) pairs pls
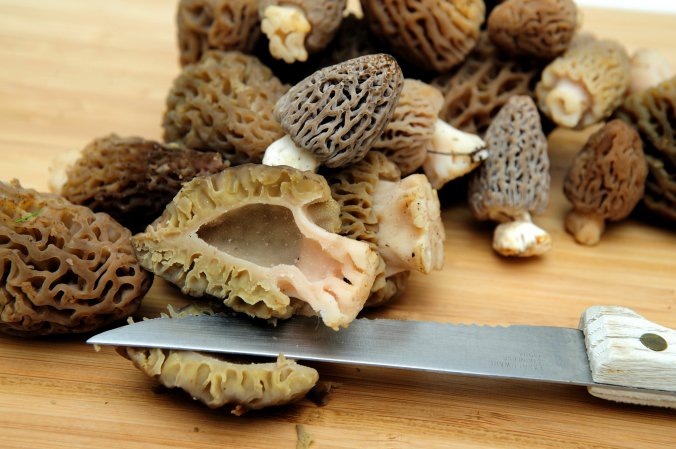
(163, 51), (289, 166)
(361, 0), (485, 73)
(118, 306), (318, 415)
(432, 33), (542, 136)
(177, 0), (260, 66)
(372, 79), (487, 184)
(327, 152), (445, 306)
(259, 0), (346, 63)
(488, 0), (577, 60)
(617, 76), (676, 221)
(563, 120), (647, 245)
(263, 54), (404, 170)
(54, 135), (227, 233)
(0, 180), (152, 336)
(627, 48), (674, 96)
(132, 164), (379, 330)
(468, 96), (551, 257)
(536, 39), (630, 129)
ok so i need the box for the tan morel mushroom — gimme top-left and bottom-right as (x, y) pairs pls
(326, 152), (445, 307)
(0, 180), (152, 336)
(177, 0), (260, 66)
(163, 51), (289, 166)
(468, 96), (551, 257)
(617, 76), (676, 221)
(263, 54), (404, 170)
(54, 135), (227, 233)
(563, 120), (647, 245)
(488, 0), (578, 60)
(118, 306), (318, 415)
(361, 0), (485, 73)
(132, 164), (379, 330)
(371, 79), (487, 185)
(627, 48), (674, 96)
(259, 0), (346, 63)
(536, 39), (630, 129)
(432, 33), (542, 136)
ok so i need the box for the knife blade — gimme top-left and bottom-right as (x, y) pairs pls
(88, 305), (676, 407)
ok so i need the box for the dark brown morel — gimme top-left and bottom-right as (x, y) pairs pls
(59, 135), (227, 233)
(0, 180), (152, 336)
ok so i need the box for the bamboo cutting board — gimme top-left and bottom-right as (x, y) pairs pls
(1, 1), (675, 448)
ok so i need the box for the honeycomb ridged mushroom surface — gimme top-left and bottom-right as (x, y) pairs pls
(361, 0), (485, 73)
(259, 0), (346, 63)
(488, 0), (578, 60)
(0, 180), (152, 336)
(163, 51), (289, 166)
(56, 135), (228, 233)
(177, 0), (260, 66)
(536, 39), (630, 129)
(563, 120), (647, 245)
(468, 95), (551, 257)
(267, 54), (404, 170)
(132, 164), (379, 330)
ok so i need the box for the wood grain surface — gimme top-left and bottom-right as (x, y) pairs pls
(1, 1), (675, 448)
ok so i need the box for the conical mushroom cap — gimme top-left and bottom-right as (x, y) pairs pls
(274, 53), (404, 168)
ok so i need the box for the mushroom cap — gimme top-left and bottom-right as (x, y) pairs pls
(617, 76), (676, 221)
(0, 180), (152, 336)
(469, 95), (550, 221)
(432, 33), (542, 136)
(274, 54), (404, 168)
(163, 51), (289, 166)
(488, 0), (578, 60)
(132, 164), (379, 330)
(371, 79), (444, 175)
(60, 135), (228, 233)
(627, 48), (674, 96)
(361, 0), (485, 72)
(536, 39), (630, 129)
(177, 0), (260, 66)
(119, 306), (317, 415)
(563, 120), (647, 221)
(259, 0), (346, 53)
(325, 151), (409, 307)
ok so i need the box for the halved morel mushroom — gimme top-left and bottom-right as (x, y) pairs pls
(263, 54), (404, 170)
(468, 96), (551, 257)
(54, 135), (227, 234)
(326, 152), (445, 306)
(118, 306), (318, 415)
(617, 76), (676, 221)
(132, 164), (379, 330)
(627, 48), (674, 96)
(488, 0), (578, 60)
(370, 78), (488, 187)
(259, 0), (346, 63)
(177, 0), (261, 66)
(536, 39), (630, 129)
(432, 33), (542, 136)
(0, 180), (152, 336)
(163, 51), (289, 166)
(563, 120), (647, 245)
(361, 0), (485, 73)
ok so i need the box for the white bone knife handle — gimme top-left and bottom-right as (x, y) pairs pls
(580, 306), (676, 408)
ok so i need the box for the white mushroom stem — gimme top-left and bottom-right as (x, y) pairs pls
(545, 78), (591, 128)
(262, 135), (320, 172)
(565, 209), (605, 246)
(628, 48), (673, 95)
(343, 0), (364, 18)
(372, 174), (445, 275)
(261, 5), (311, 64)
(47, 149), (82, 194)
(492, 212), (551, 257)
(422, 120), (488, 189)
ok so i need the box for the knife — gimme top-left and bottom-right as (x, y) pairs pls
(88, 305), (676, 408)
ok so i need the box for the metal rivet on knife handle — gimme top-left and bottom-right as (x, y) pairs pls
(640, 333), (668, 352)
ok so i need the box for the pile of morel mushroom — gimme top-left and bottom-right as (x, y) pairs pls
(6, 0), (672, 415)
